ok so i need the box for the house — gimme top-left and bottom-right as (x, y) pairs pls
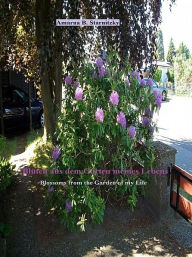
(142, 60), (172, 86)
(156, 60), (172, 86)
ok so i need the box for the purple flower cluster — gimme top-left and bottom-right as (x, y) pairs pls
(110, 91), (119, 106)
(74, 80), (79, 89)
(65, 76), (72, 85)
(130, 71), (140, 80)
(52, 147), (61, 161)
(153, 89), (158, 97)
(95, 107), (104, 123)
(48, 187), (54, 193)
(129, 125), (136, 138)
(98, 66), (105, 78)
(153, 89), (162, 108)
(66, 58), (156, 143)
(94, 57), (110, 79)
(142, 117), (151, 128)
(145, 107), (153, 117)
(147, 78), (153, 88)
(65, 200), (72, 212)
(96, 57), (103, 68)
(140, 79), (146, 87)
(96, 57), (106, 78)
(117, 111), (126, 129)
(75, 87), (83, 101)
(149, 124), (154, 135)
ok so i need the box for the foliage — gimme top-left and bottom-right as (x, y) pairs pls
(174, 53), (192, 84)
(25, 128), (43, 150)
(0, 136), (6, 155)
(0, 136), (15, 240)
(46, 51), (162, 232)
(177, 42), (190, 59)
(28, 137), (53, 170)
(0, 136), (15, 198)
(25, 128), (53, 170)
(0, 135), (17, 160)
(0, 0), (176, 140)
(0, 157), (15, 192)
(167, 69), (174, 83)
(167, 38), (176, 63)
(153, 68), (162, 82)
(156, 29), (165, 60)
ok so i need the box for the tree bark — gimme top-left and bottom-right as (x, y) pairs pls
(54, 0), (63, 118)
(35, 0), (55, 141)
(28, 82), (32, 131)
(0, 71), (4, 136)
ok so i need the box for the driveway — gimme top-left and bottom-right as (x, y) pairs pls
(154, 95), (192, 174)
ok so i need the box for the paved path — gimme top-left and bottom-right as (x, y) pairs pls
(154, 95), (192, 174)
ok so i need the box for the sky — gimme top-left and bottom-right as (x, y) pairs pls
(160, 0), (192, 57)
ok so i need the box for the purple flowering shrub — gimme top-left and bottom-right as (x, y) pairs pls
(48, 50), (161, 232)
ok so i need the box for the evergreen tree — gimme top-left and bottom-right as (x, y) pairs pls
(167, 38), (176, 63)
(177, 42), (190, 59)
(156, 30), (165, 60)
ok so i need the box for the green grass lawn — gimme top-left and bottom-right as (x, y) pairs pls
(0, 128), (53, 169)
(25, 128), (53, 170)
(0, 136), (17, 160)
(25, 128), (44, 149)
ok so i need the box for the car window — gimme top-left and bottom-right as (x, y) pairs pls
(14, 89), (28, 103)
(3, 88), (27, 107)
(12, 90), (24, 105)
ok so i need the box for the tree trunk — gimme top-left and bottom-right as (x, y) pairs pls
(40, 61), (55, 141)
(28, 82), (32, 131)
(54, 41), (63, 117)
(0, 71), (4, 136)
(35, 0), (55, 141)
(54, 0), (63, 118)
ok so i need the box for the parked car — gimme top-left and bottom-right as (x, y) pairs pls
(144, 78), (168, 101)
(0, 85), (44, 133)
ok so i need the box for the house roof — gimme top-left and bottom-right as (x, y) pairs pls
(141, 60), (172, 70)
(155, 60), (173, 68)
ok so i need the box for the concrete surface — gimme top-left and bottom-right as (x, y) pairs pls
(154, 95), (192, 174)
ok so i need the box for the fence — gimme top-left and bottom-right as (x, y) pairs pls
(170, 164), (192, 224)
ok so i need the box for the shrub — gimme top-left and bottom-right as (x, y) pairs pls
(0, 138), (15, 239)
(153, 68), (162, 82)
(46, 50), (162, 231)
(0, 136), (15, 192)
(167, 69), (174, 83)
(0, 136), (6, 156)
(0, 157), (15, 192)
(28, 137), (53, 170)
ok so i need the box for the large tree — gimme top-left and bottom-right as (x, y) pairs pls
(0, 0), (176, 141)
(156, 29), (165, 60)
(177, 42), (190, 59)
(167, 38), (175, 63)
